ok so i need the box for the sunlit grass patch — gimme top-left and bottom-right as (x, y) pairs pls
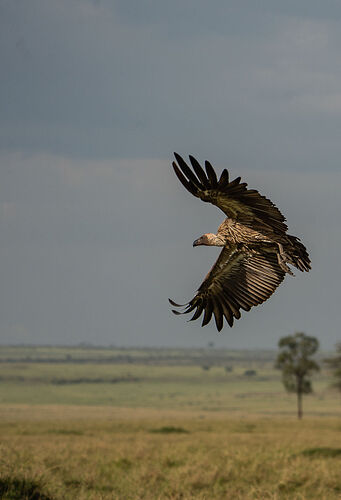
(0, 347), (337, 417)
(232, 422), (256, 433)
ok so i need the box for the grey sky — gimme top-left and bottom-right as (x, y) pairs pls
(1, 1), (340, 349)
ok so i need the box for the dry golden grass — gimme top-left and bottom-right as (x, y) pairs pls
(1, 405), (341, 499)
(1, 348), (340, 498)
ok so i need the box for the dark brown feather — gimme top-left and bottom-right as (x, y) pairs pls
(202, 299), (213, 326)
(170, 245), (285, 329)
(205, 160), (218, 187)
(190, 303), (205, 322)
(218, 169), (229, 188)
(173, 153), (289, 237)
(172, 163), (198, 197)
(189, 155), (210, 188)
(174, 153), (204, 190)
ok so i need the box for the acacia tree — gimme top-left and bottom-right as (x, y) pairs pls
(325, 343), (341, 394)
(276, 332), (320, 419)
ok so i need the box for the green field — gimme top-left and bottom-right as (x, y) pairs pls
(0, 346), (340, 499)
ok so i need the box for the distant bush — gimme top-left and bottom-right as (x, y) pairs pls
(50, 376), (139, 385)
(244, 369), (257, 377)
(202, 365), (211, 371)
(47, 429), (84, 435)
(298, 447), (341, 458)
(225, 366), (233, 373)
(150, 426), (189, 434)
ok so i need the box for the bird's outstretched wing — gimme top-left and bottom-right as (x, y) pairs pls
(169, 245), (285, 330)
(172, 153), (288, 236)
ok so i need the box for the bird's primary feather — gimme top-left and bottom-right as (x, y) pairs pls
(170, 245), (285, 330)
(173, 153), (289, 237)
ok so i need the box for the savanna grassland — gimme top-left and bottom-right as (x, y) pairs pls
(0, 346), (340, 499)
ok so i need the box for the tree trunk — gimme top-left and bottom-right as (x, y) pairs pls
(297, 390), (303, 419)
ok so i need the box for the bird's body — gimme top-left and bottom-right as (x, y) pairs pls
(170, 153), (311, 330)
(201, 218), (310, 275)
(218, 218), (273, 245)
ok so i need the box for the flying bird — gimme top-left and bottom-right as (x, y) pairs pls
(169, 153), (311, 331)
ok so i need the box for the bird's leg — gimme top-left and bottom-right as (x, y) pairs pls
(277, 243), (295, 276)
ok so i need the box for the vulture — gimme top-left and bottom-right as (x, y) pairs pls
(169, 153), (311, 331)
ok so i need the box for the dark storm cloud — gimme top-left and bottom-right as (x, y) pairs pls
(1, 0), (341, 168)
(1, 1), (341, 348)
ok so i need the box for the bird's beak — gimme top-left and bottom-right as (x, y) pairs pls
(193, 238), (200, 247)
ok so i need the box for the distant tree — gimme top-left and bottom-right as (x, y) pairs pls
(275, 332), (320, 419)
(202, 365), (211, 371)
(225, 366), (233, 373)
(324, 343), (341, 394)
(244, 369), (257, 377)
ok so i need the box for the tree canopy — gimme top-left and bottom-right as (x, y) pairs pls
(276, 332), (320, 418)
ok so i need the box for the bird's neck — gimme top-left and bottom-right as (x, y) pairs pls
(205, 233), (225, 246)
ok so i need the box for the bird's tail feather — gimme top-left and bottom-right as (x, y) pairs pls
(286, 235), (311, 272)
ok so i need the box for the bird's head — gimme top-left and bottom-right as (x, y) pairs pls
(193, 233), (224, 247)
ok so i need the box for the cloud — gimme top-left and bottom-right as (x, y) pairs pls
(1, 1), (341, 168)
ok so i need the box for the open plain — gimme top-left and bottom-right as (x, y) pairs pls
(0, 346), (340, 499)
